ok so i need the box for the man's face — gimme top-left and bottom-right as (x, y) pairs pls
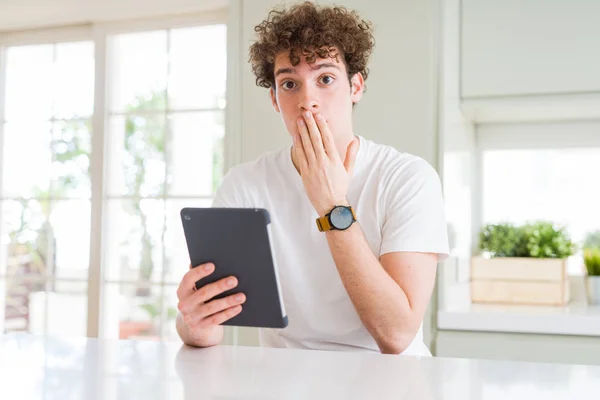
(270, 49), (364, 145)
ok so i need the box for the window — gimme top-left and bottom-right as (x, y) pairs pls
(102, 25), (226, 341)
(0, 19), (227, 341)
(482, 148), (600, 274)
(0, 41), (94, 336)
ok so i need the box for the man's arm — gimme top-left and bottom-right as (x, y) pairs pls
(292, 111), (445, 354)
(325, 223), (438, 354)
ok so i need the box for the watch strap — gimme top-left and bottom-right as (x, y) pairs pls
(316, 215), (332, 232)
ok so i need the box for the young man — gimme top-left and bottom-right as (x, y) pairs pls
(176, 1), (449, 356)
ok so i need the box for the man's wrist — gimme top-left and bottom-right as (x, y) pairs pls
(317, 199), (350, 218)
(176, 313), (223, 348)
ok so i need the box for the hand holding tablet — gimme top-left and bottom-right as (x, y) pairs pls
(179, 208), (288, 329)
(177, 261), (246, 334)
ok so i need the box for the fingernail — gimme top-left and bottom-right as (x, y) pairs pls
(304, 111), (311, 118)
(315, 114), (323, 121)
(204, 264), (213, 272)
(236, 294), (245, 302)
(297, 118), (305, 126)
(227, 278), (236, 287)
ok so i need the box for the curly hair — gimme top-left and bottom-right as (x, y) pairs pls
(249, 1), (375, 90)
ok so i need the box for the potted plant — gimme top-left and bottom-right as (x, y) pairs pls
(583, 230), (600, 305)
(472, 221), (575, 306)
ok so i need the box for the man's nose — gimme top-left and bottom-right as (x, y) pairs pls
(298, 86), (319, 111)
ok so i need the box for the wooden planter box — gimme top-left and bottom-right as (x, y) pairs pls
(470, 256), (570, 306)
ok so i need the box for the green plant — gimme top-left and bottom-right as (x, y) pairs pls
(522, 221), (575, 259)
(584, 248), (600, 276)
(479, 221), (575, 258)
(583, 230), (600, 250)
(479, 223), (528, 257)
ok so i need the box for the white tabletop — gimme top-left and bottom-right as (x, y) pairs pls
(1, 333), (599, 399)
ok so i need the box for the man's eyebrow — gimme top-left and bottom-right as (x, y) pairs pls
(274, 62), (341, 77)
(275, 67), (295, 77)
(312, 62), (341, 71)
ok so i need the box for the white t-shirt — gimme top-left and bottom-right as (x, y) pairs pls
(212, 135), (449, 356)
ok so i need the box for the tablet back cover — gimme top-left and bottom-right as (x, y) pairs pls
(181, 207), (288, 329)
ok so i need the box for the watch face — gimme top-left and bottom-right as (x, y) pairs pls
(330, 206), (354, 230)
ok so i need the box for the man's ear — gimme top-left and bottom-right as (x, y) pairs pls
(350, 72), (365, 104)
(270, 87), (280, 113)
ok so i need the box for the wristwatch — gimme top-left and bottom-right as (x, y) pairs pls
(316, 205), (357, 232)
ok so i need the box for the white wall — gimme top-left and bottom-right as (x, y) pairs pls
(461, 0), (600, 99)
(477, 120), (600, 150)
(230, 0), (442, 347)
(0, 0), (227, 31)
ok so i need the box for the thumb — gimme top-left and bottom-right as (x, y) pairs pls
(344, 138), (359, 175)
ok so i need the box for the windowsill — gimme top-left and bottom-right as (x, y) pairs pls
(437, 279), (600, 337)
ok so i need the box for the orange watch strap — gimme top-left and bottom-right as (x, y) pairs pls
(316, 215), (332, 232)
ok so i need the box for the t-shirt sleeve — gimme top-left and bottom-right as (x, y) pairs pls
(379, 158), (450, 261)
(211, 167), (248, 208)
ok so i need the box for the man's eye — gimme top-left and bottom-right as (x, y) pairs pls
(282, 81), (296, 90)
(320, 75), (334, 85)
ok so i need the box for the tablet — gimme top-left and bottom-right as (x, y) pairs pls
(180, 207), (288, 329)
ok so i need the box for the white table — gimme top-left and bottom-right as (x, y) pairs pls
(1, 333), (599, 399)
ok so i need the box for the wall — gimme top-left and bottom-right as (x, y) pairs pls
(230, 0), (442, 347)
(461, 0), (600, 99)
(477, 120), (600, 150)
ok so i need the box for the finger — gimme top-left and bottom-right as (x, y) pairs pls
(195, 276), (238, 304)
(292, 132), (309, 172)
(177, 262), (215, 298)
(344, 137), (360, 175)
(178, 275), (239, 315)
(197, 292), (246, 320)
(298, 116), (316, 166)
(315, 114), (338, 160)
(304, 112), (326, 161)
(198, 305), (243, 328)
